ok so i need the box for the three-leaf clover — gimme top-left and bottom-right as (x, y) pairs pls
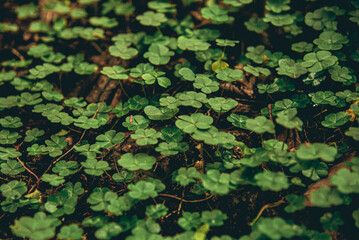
(175, 113), (213, 134)
(246, 116), (275, 134)
(136, 11), (167, 26)
(144, 44), (174, 65)
(118, 153), (156, 171)
(301, 51), (338, 73)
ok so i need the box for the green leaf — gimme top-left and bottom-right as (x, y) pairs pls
(57, 224), (84, 240)
(310, 187), (349, 207)
(122, 115), (150, 130)
(201, 4), (229, 23)
(176, 113), (214, 134)
(246, 45), (271, 64)
(144, 105), (179, 120)
(0, 180), (27, 199)
(144, 44), (174, 65)
(1, 159), (25, 175)
(81, 159), (111, 176)
(254, 171), (290, 191)
(284, 194), (306, 213)
(178, 36), (210, 51)
(201, 169), (232, 195)
(52, 160), (79, 177)
(128, 181), (158, 200)
(118, 153), (157, 171)
(301, 51), (338, 73)
(10, 212), (61, 240)
(42, 174), (65, 186)
(276, 109), (303, 131)
(263, 13), (296, 26)
(216, 68), (243, 82)
(321, 112), (350, 128)
(131, 128), (161, 146)
(296, 143), (337, 162)
(244, 17), (269, 33)
(313, 31), (349, 50)
(265, 0), (290, 13)
(200, 209), (227, 227)
(193, 75), (219, 94)
(246, 116), (275, 134)
(101, 66), (128, 80)
(95, 130), (125, 149)
(178, 212), (201, 230)
(0, 116), (22, 128)
(208, 97), (238, 113)
(146, 204), (168, 219)
(276, 59), (307, 78)
(0, 130), (21, 145)
(345, 127), (359, 141)
(136, 11), (167, 26)
(330, 169), (359, 194)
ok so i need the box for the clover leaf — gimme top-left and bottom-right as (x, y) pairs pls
(57, 224), (83, 240)
(0, 180), (27, 199)
(246, 116), (275, 134)
(201, 4), (229, 23)
(276, 109), (303, 131)
(313, 31), (349, 50)
(329, 65), (356, 85)
(330, 169), (359, 194)
(321, 112), (350, 128)
(193, 75), (219, 94)
(122, 115), (150, 130)
(144, 44), (174, 65)
(178, 212), (201, 230)
(256, 217), (298, 240)
(310, 187), (349, 208)
(265, 0), (290, 13)
(87, 187), (116, 211)
(305, 8), (337, 30)
(244, 17), (269, 33)
(89, 16), (118, 28)
(1, 159), (25, 175)
(81, 159), (111, 176)
(227, 114), (248, 128)
(52, 160), (79, 177)
(216, 39), (239, 47)
(246, 45), (271, 64)
(118, 153), (156, 171)
(301, 51), (338, 73)
(201, 210), (227, 227)
(173, 167), (200, 186)
(101, 66), (128, 80)
(296, 143), (337, 162)
(131, 128), (161, 146)
(276, 59), (308, 78)
(263, 13), (296, 26)
(216, 68), (243, 82)
(201, 169), (232, 195)
(284, 194), (306, 213)
(10, 212), (61, 240)
(176, 113), (213, 134)
(177, 36), (211, 51)
(146, 204), (168, 219)
(128, 181), (158, 200)
(208, 97), (238, 113)
(144, 105), (179, 120)
(291, 42), (314, 53)
(136, 11), (167, 27)
(95, 130), (125, 149)
(0, 130), (21, 145)
(42, 174), (65, 186)
(109, 44), (138, 60)
(254, 171), (289, 191)
(160, 126), (184, 142)
(345, 127), (359, 141)
(0, 116), (22, 128)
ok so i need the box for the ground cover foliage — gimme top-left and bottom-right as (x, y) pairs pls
(1, 0), (359, 239)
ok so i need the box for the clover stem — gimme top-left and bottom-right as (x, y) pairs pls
(260, 134), (264, 147)
(156, 26), (162, 35)
(142, 84), (147, 98)
(118, 80), (129, 97)
(215, 112), (222, 125)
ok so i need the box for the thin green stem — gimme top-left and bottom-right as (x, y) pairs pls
(118, 80), (129, 97)
(142, 84), (147, 98)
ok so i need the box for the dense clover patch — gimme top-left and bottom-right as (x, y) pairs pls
(1, 0), (359, 239)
